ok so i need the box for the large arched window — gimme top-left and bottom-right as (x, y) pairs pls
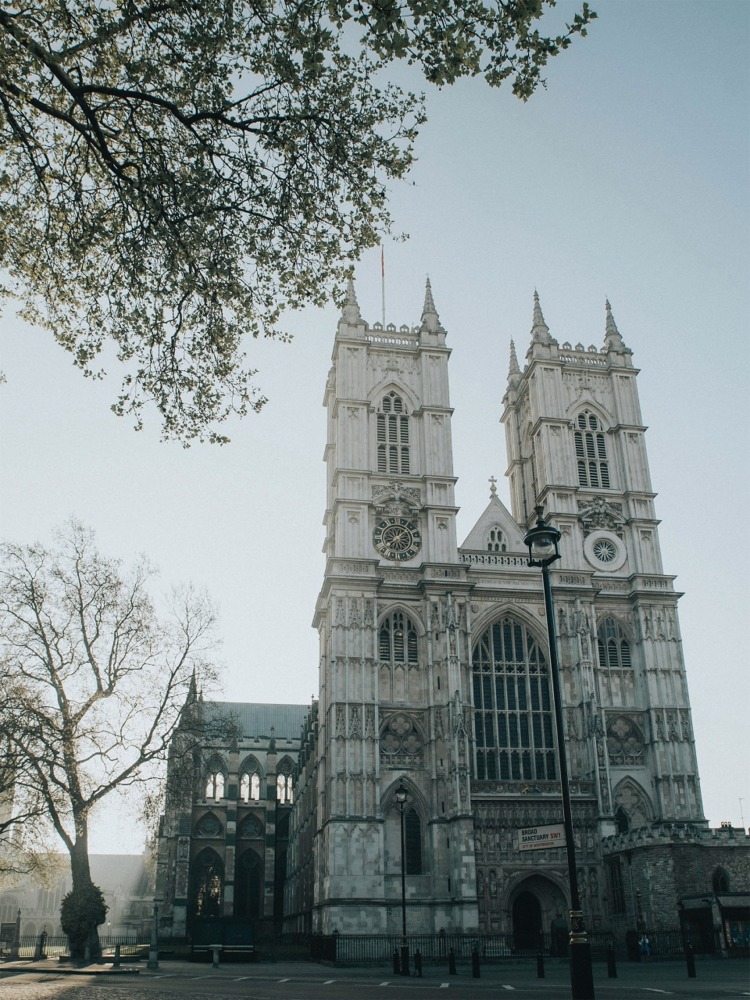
(276, 758), (294, 803)
(240, 757), (262, 802)
(189, 849), (224, 918)
(379, 611), (418, 664)
(472, 617), (556, 781)
(204, 758), (226, 800)
(574, 410), (610, 488)
(377, 392), (410, 474)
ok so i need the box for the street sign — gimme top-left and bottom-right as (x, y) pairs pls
(518, 823), (567, 851)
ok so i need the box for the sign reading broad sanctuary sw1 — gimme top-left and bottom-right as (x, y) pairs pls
(519, 824), (567, 851)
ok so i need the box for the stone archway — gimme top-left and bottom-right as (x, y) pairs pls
(508, 874), (568, 952)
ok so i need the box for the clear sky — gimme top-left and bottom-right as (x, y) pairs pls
(1, 1), (748, 853)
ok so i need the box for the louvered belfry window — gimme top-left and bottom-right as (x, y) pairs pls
(575, 410), (610, 488)
(379, 611), (418, 664)
(377, 392), (410, 474)
(472, 617), (556, 781)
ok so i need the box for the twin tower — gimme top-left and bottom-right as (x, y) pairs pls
(283, 280), (703, 940)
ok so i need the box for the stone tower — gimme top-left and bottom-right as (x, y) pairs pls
(311, 279), (478, 934)
(501, 294), (705, 836)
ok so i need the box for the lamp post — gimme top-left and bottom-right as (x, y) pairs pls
(395, 783), (410, 976)
(524, 506), (595, 1000)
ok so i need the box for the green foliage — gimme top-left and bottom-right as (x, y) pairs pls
(60, 882), (108, 946)
(0, 1), (595, 442)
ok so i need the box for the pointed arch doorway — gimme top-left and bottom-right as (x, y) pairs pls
(512, 891), (542, 951)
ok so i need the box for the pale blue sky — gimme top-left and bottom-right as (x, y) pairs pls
(1, 1), (748, 850)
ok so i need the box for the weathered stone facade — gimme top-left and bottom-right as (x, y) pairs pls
(158, 285), (749, 953)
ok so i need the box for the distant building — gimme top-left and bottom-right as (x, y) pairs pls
(157, 285), (749, 953)
(0, 854), (153, 941)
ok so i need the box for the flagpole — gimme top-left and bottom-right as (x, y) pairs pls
(381, 246), (386, 326)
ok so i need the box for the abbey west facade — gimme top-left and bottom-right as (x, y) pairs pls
(156, 282), (748, 951)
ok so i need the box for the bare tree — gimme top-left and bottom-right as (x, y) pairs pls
(0, 521), (218, 955)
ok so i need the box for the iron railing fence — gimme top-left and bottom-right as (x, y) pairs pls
(1, 926), (726, 964)
(1, 933), (191, 961)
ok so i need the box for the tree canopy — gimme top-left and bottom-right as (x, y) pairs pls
(0, 1), (595, 442)
(0, 522), (217, 938)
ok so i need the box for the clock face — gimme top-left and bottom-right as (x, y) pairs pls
(373, 517), (421, 561)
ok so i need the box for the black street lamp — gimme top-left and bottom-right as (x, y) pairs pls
(524, 506), (595, 1000)
(395, 783), (410, 976)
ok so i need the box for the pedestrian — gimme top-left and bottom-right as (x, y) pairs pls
(639, 934), (650, 961)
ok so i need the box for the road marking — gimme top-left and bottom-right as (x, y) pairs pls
(234, 976), (251, 980)
(324, 980), (335, 984)
(439, 984), (449, 989)
(502, 988), (517, 992)
(643, 990), (673, 995)
(379, 981), (391, 986)
(278, 978), (290, 982)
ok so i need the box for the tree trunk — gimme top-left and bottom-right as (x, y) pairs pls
(65, 832), (103, 963)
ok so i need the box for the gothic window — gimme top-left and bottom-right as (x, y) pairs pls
(234, 850), (263, 919)
(712, 867), (730, 893)
(606, 858), (626, 914)
(472, 617), (556, 782)
(379, 611), (418, 664)
(195, 812), (223, 838)
(276, 758), (294, 803)
(380, 713), (423, 765)
(405, 809), (422, 874)
(377, 392), (410, 475)
(575, 410), (610, 488)
(597, 617), (635, 706)
(240, 758), (262, 802)
(238, 814), (264, 840)
(189, 849), (224, 918)
(606, 716), (645, 766)
(204, 760), (226, 800)
(487, 527), (507, 552)
(614, 807), (630, 833)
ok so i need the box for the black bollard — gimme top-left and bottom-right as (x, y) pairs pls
(536, 950), (545, 978)
(685, 944), (696, 978)
(393, 948), (400, 975)
(113, 944), (121, 968)
(414, 949), (423, 977)
(448, 948), (457, 975)
(471, 947), (480, 978)
(606, 944), (617, 978)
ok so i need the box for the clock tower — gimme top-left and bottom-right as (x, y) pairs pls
(311, 279), (478, 934)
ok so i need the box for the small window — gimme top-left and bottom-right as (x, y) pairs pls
(487, 527), (506, 552)
(205, 770), (225, 801)
(240, 771), (261, 802)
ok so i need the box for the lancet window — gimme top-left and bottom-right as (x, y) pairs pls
(575, 410), (610, 488)
(377, 392), (410, 474)
(472, 617), (556, 781)
(379, 611), (418, 664)
(240, 760), (262, 802)
(597, 617), (635, 705)
(276, 758), (294, 803)
(204, 759), (226, 800)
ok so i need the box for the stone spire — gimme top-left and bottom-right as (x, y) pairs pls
(420, 276), (443, 333)
(508, 338), (522, 383)
(604, 298), (630, 354)
(530, 290), (553, 345)
(341, 277), (362, 324)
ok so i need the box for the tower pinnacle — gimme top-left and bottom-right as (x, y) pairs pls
(508, 338), (522, 385)
(420, 276), (443, 333)
(604, 298), (630, 354)
(341, 277), (362, 324)
(530, 290), (553, 345)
